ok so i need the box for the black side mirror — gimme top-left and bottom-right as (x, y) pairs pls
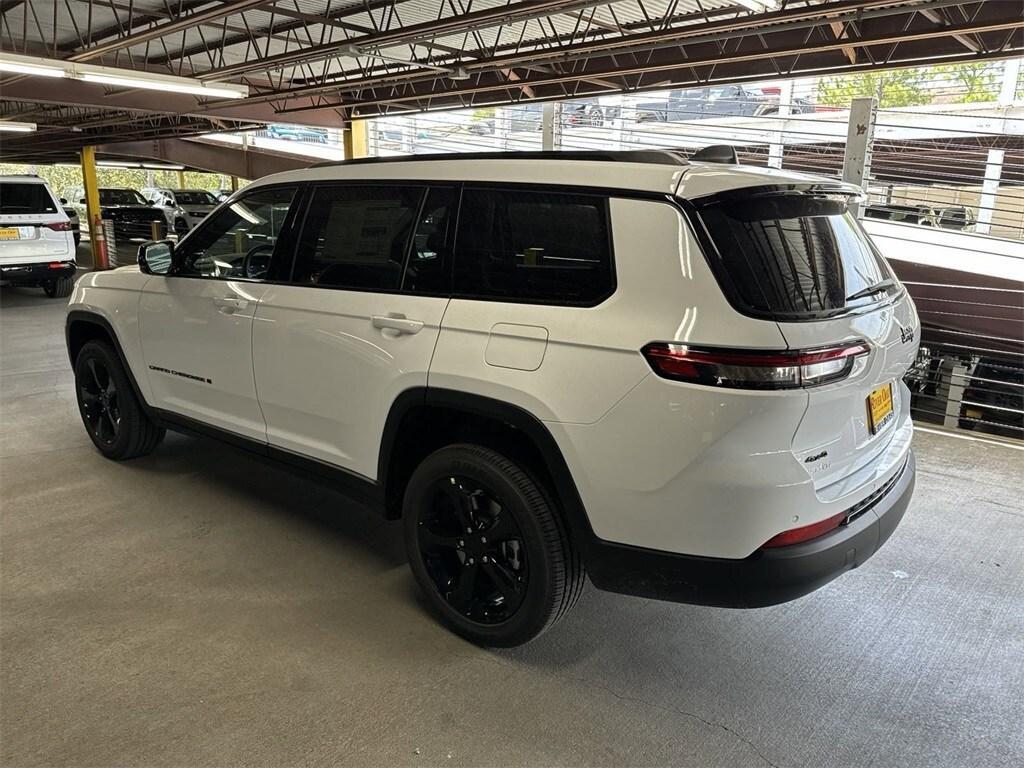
(139, 240), (174, 275)
(59, 197), (68, 204)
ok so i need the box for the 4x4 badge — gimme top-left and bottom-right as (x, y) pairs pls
(900, 325), (914, 344)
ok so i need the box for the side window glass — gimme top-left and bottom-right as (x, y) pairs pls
(453, 188), (613, 304)
(176, 186), (296, 280)
(404, 186), (457, 294)
(292, 185), (423, 290)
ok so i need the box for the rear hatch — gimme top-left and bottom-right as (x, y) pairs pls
(691, 184), (919, 497)
(0, 179), (74, 265)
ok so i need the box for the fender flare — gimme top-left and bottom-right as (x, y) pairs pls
(377, 387), (599, 555)
(66, 310), (155, 418)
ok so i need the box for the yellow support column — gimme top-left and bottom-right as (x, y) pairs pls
(80, 146), (108, 270)
(177, 169), (186, 188)
(343, 120), (369, 159)
(230, 176), (239, 193)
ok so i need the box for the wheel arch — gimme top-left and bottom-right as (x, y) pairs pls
(66, 310), (154, 418)
(378, 388), (597, 554)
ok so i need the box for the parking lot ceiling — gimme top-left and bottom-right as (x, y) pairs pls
(0, 0), (1021, 163)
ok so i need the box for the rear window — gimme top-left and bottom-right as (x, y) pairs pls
(454, 187), (613, 305)
(99, 189), (148, 206)
(0, 182), (58, 215)
(694, 189), (896, 320)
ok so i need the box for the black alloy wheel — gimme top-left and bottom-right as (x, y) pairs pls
(417, 475), (529, 624)
(79, 356), (121, 446)
(73, 340), (165, 460)
(403, 444), (585, 646)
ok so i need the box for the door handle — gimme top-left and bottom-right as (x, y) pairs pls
(371, 314), (424, 335)
(213, 295), (248, 313)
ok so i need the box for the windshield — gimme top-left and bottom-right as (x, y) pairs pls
(695, 190), (897, 320)
(175, 191), (218, 206)
(99, 189), (148, 206)
(0, 182), (58, 214)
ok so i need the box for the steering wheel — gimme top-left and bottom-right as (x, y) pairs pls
(241, 243), (275, 279)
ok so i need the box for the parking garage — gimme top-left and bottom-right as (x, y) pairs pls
(2, 2), (1023, 767)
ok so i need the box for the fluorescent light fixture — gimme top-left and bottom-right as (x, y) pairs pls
(0, 52), (248, 99)
(0, 121), (36, 133)
(142, 163), (185, 170)
(77, 70), (248, 99)
(0, 53), (65, 78)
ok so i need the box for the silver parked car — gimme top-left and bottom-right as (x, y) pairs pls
(140, 187), (219, 237)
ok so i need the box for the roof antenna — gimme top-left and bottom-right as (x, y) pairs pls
(690, 145), (739, 164)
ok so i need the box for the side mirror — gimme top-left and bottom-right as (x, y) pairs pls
(139, 240), (174, 275)
(60, 197), (68, 205)
(79, 198), (86, 205)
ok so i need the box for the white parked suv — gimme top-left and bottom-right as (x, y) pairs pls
(1, 175), (76, 297)
(65, 149), (919, 646)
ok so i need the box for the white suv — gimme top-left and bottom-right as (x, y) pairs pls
(1, 175), (76, 297)
(65, 149), (919, 646)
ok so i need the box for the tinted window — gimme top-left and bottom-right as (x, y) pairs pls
(293, 185), (423, 290)
(405, 187), (457, 294)
(176, 186), (296, 279)
(176, 191), (218, 206)
(0, 182), (58, 214)
(697, 191), (895, 319)
(453, 188), (613, 304)
(99, 189), (148, 206)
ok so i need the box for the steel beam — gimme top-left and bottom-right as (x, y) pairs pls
(95, 137), (310, 178)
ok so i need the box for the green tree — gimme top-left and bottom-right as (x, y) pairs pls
(817, 68), (931, 108)
(933, 62), (1000, 103)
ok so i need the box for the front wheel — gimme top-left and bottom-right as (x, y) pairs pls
(403, 444), (584, 647)
(74, 341), (165, 460)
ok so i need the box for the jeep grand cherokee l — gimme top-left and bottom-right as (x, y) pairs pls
(65, 149), (918, 646)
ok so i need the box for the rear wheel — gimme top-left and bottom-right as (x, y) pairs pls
(74, 340), (165, 460)
(403, 444), (584, 647)
(43, 276), (73, 298)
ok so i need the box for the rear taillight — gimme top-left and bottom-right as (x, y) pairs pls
(641, 341), (869, 390)
(762, 510), (847, 548)
(45, 221), (73, 231)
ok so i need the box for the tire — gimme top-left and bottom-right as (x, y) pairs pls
(403, 444), (585, 647)
(74, 340), (165, 460)
(43, 276), (73, 298)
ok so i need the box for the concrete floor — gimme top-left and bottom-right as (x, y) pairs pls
(2, 266), (1023, 768)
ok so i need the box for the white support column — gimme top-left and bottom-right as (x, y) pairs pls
(496, 106), (511, 151)
(975, 148), (1005, 235)
(842, 96), (877, 217)
(541, 102), (563, 151)
(998, 58), (1021, 106)
(767, 80), (793, 169)
(542, 102), (556, 151)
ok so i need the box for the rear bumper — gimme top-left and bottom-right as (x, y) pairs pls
(586, 450), (915, 608)
(0, 260), (76, 284)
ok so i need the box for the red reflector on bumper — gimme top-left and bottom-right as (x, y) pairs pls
(762, 510), (847, 548)
(48, 262), (67, 269)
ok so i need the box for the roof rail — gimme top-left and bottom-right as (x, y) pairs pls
(310, 149), (690, 168)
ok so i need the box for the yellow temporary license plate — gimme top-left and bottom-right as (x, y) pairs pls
(0, 227), (20, 240)
(867, 382), (895, 434)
